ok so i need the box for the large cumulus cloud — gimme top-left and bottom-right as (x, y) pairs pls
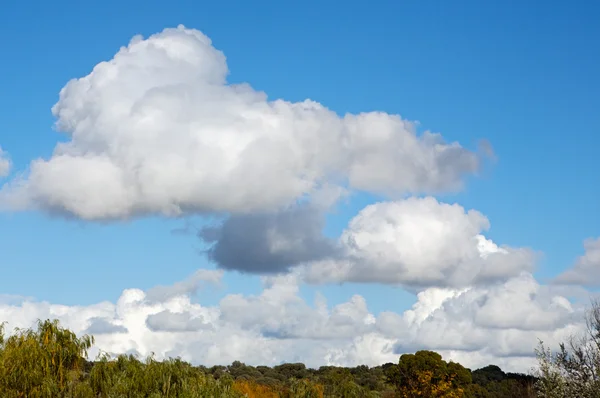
(0, 25), (482, 220)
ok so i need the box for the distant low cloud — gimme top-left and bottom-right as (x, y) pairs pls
(554, 237), (600, 286)
(0, 269), (585, 372)
(0, 147), (11, 178)
(0, 25), (483, 220)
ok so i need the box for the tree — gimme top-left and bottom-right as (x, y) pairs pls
(318, 367), (366, 397)
(386, 350), (470, 397)
(0, 319), (93, 397)
(535, 299), (600, 398)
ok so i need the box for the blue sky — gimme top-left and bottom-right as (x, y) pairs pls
(0, 0), (598, 370)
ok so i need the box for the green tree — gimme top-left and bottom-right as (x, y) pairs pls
(0, 319), (93, 397)
(386, 350), (471, 398)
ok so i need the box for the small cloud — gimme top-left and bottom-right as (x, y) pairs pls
(0, 147), (11, 178)
(145, 269), (223, 303)
(477, 139), (497, 162)
(554, 237), (600, 286)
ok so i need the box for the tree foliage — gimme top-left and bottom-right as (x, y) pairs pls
(384, 350), (470, 397)
(0, 319), (93, 397)
(535, 299), (600, 398)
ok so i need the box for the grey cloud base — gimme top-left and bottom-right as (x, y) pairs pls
(198, 205), (337, 274)
(146, 310), (214, 332)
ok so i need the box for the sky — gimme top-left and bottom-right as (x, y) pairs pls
(0, 0), (599, 372)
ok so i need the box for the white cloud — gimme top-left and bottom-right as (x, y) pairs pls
(0, 25), (481, 220)
(554, 237), (600, 286)
(0, 268), (584, 373)
(375, 273), (584, 370)
(0, 147), (11, 178)
(302, 197), (537, 289)
(219, 274), (375, 340)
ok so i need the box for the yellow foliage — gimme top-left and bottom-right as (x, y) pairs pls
(233, 379), (280, 398)
(398, 370), (464, 398)
(233, 379), (325, 398)
(288, 378), (324, 398)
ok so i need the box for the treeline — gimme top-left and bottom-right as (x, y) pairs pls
(193, 357), (536, 397)
(0, 319), (537, 397)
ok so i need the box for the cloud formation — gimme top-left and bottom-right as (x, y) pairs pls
(0, 24), (591, 378)
(554, 237), (600, 286)
(0, 25), (482, 220)
(0, 270), (583, 373)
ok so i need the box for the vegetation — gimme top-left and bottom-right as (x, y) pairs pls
(0, 319), (537, 397)
(535, 299), (600, 397)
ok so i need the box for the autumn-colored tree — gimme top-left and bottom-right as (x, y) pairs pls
(398, 370), (464, 397)
(233, 379), (280, 397)
(287, 378), (324, 398)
